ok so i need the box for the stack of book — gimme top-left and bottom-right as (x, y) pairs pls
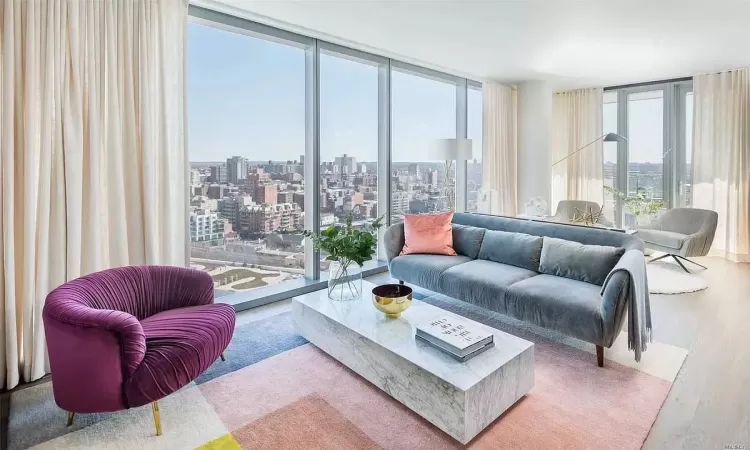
(416, 315), (494, 362)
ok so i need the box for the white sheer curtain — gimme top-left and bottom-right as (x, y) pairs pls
(692, 69), (750, 262)
(551, 88), (604, 210)
(0, 0), (189, 389)
(482, 81), (518, 215)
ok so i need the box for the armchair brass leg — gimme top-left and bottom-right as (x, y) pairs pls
(220, 353), (225, 362)
(152, 402), (162, 436)
(66, 412), (75, 427)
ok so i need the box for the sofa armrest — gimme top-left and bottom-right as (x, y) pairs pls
(600, 270), (630, 347)
(43, 296), (146, 377)
(600, 249), (648, 348)
(680, 229), (714, 257)
(383, 223), (405, 263)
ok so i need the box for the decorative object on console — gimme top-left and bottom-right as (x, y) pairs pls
(428, 138), (473, 211)
(42, 266), (235, 436)
(400, 211), (456, 256)
(524, 196), (548, 217)
(572, 205), (605, 226)
(371, 284), (413, 318)
(304, 213), (384, 301)
(550, 200), (613, 227)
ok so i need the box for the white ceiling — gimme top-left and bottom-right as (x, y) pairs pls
(206, 0), (750, 89)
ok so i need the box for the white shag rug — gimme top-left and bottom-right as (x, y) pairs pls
(647, 259), (709, 294)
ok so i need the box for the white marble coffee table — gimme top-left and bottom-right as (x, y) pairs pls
(292, 280), (534, 444)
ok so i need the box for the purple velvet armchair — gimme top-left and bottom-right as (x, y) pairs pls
(43, 265), (235, 435)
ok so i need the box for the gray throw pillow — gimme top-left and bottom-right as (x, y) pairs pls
(451, 224), (486, 259)
(539, 237), (625, 285)
(477, 230), (544, 271)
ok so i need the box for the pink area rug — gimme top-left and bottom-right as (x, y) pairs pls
(199, 340), (672, 449)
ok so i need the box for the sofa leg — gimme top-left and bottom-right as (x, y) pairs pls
(66, 411), (75, 427)
(220, 353), (225, 362)
(596, 345), (604, 367)
(152, 401), (162, 436)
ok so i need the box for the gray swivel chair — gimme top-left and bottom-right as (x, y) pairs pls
(550, 200), (614, 227)
(638, 208), (718, 272)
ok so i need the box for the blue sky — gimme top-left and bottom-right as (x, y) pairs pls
(187, 22), (482, 164)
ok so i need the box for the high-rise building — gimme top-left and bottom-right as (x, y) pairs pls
(207, 184), (225, 199)
(189, 169), (201, 186)
(277, 191), (293, 204)
(189, 209), (224, 242)
(226, 156), (247, 185)
(334, 154), (357, 176)
(253, 183), (278, 205)
(237, 203), (302, 235)
(210, 165), (227, 183)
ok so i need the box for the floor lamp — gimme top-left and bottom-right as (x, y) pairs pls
(428, 138), (473, 211)
(550, 132), (627, 168)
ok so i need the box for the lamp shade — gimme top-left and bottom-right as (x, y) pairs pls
(603, 132), (627, 142)
(428, 138), (473, 161)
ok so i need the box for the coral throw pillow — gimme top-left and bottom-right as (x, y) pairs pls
(400, 212), (457, 256)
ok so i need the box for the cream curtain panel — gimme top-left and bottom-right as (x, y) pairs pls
(0, 0), (189, 389)
(551, 88), (604, 210)
(692, 69), (750, 262)
(482, 81), (518, 215)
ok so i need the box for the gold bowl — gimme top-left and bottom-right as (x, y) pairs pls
(372, 284), (413, 318)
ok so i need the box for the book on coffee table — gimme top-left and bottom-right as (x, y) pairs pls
(416, 316), (494, 361)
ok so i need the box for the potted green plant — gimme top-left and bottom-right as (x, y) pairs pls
(604, 186), (665, 227)
(303, 214), (384, 301)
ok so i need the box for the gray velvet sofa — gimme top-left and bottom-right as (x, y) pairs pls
(384, 213), (649, 366)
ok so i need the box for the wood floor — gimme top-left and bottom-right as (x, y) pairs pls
(643, 256), (750, 449)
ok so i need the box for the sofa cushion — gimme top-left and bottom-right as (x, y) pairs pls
(401, 212), (456, 256)
(505, 274), (604, 344)
(439, 260), (538, 312)
(389, 254), (473, 292)
(451, 224), (487, 259)
(539, 237), (624, 286)
(637, 229), (686, 250)
(477, 230), (543, 271)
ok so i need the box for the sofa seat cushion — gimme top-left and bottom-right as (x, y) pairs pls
(637, 229), (686, 250)
(505, 275), (604, 344)
(439, 260), (538, 313)
(125, 303), (235, 407)
(390, 254), (473, 292)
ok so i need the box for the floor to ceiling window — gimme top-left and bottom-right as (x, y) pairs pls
(319, 48), (381, 271)
(467, 84), (483, 212)
(391, 67), (458, 222)
(188, 6), (481, 305)
(602, 79), (693, 227)
(682, 91), (694, 207)
(187, 21), (307, 296)
(602, 91), (618, 223)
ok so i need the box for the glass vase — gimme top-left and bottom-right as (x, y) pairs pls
(328, 260), (362, 301)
